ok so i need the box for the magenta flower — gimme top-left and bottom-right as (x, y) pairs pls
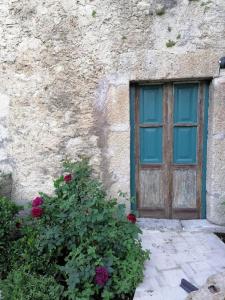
(31, 207), (43, 218)
(64, 174), (72, 183)
(32, 197), (43, 207)
(95, 266), (109, 287)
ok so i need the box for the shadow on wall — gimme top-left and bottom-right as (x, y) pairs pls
(0, 172), (12, 199)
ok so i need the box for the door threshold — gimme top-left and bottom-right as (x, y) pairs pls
(138, 218), (225, 233)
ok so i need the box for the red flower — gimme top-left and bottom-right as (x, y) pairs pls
(32, 197), (43, 207)
(95, 267), (109, 287)
(127, 213), (136, 224)
(64, 174), (72, 183)
(31, 207), (43, 218)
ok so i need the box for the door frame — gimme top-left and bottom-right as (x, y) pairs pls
(130, 78), (211, 219)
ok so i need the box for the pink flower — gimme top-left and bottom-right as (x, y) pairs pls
(31, 207), (43, 218)
(64, 174), (72, 183)
(32, 197), (43, 207)
(127, 213), (137, 224)
(95, 267), (109, 287)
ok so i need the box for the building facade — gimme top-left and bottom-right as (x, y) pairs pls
(1, 0), (225, 224)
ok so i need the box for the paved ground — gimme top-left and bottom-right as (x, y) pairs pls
(134, 219), (225, 300)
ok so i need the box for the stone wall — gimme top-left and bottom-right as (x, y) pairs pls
(207, 71), (225, 225)
(0, 0), (225, 217)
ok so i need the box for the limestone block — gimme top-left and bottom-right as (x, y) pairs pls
(107, 131), (130, 210)
(106, 84), (130, 126)
(207, 72), (225, 225)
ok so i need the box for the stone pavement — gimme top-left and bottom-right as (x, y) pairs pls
(134, 219), (225, 300)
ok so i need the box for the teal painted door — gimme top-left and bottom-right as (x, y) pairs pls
(131, 81), (209, 219)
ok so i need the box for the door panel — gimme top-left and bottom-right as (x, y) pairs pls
(140, 170), (164, 208)
(140, 127), (163, 164)
(131, 81), (209, 219)
(140, 87), (163, 123)
(172, 82), (203, 218)
(174, 84), (198, 123)
(173, 170), (197, 209)
(136, 84), (166, 218)
(173, 127), (197, 164)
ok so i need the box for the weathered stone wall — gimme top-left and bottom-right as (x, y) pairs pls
(207, 70), (225, 225)
(0, 0), (225, 214)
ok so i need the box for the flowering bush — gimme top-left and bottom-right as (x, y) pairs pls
(0, 267), (63, 300)
(1, 159), (149, 300)
(0, 197), (20, 279)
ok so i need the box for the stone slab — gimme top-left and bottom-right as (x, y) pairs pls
(181, 219), (225, 233)
(138, 218), (182, 231)
(134, 228), (225, 300)
(138, 218), (225, 233)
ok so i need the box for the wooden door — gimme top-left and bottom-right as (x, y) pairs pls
(130, 81), (209, 219)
